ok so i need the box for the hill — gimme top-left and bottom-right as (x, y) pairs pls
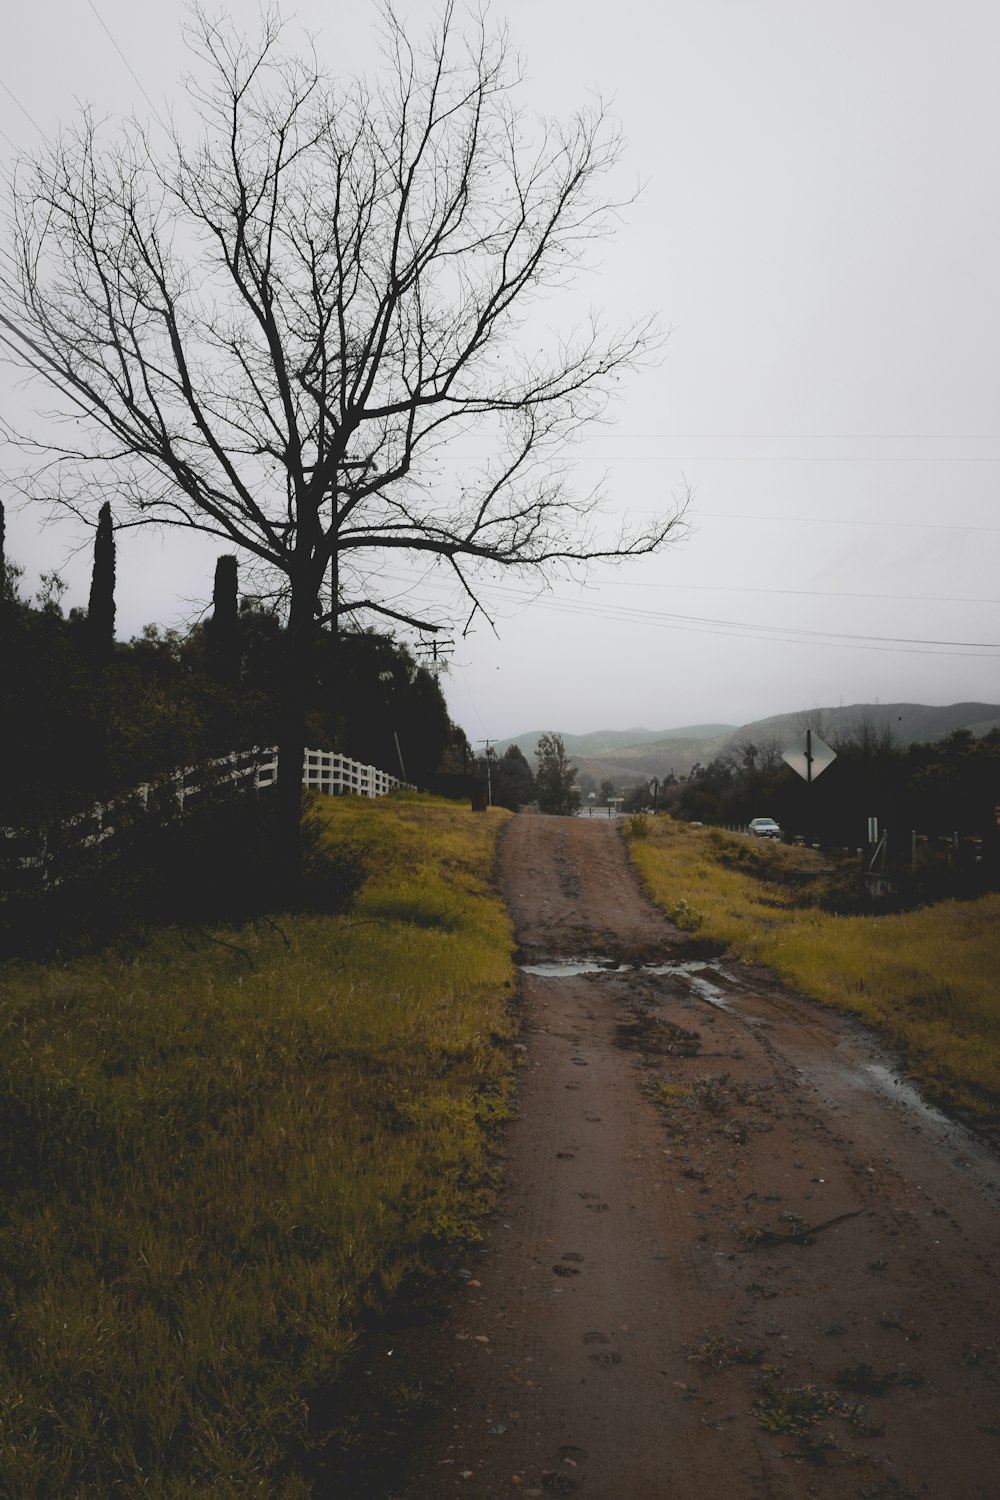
(498, 703), (1000, 787)
(727, 701), (1000, 749)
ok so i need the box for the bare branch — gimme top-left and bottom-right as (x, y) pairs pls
(0, 1), (682, 644)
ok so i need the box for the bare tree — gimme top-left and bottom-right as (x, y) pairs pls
(834, 712), (900, 759)
(0, 3), (683, 862)
(720, 732), (785, 779)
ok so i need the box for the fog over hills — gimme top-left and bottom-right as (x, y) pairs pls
(496, 702), (1000, 786)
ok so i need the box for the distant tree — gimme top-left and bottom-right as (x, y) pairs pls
(87, 502), (116, 659)
(832, 713), (899, 759)
(599, 777), (615, 805)
(535, 732), (580, 816)
(0, 502), (24, 617)
(721, 734), (784, 778)
(321, 631), (454, 785)
(797, 707), (835, 744)
(494, 744), (536, 811)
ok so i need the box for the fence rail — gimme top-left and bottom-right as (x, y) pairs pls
(0, 746), (411, 897)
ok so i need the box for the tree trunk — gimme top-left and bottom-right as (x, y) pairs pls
(274, 579), (313, 891)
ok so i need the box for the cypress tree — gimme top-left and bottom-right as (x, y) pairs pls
(209, 554), (240, 681)
(87, 502), (116, 658)
(0, 499), (14, 607)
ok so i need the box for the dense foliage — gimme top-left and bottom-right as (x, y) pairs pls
(535, 731), (581, 816)
(661, 720), (1000, 879)
(492, 744), (537, 811)
(0, 554), (465, 828)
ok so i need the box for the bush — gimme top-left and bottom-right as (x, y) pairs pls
(0, 783), (366, 960)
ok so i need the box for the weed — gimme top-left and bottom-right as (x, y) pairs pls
(751, 1381), (837, 1436)
(835, 1362), (924, 1394)
(684, 1330), (764, 1371)
(880, 1309), (922, 1340)
(735, 1219), (767, 1245)
(720, 1115), (767, 1145)
(692, 1073), (731, 1115)
(751, 1376), (884, 1460)
(667, 897), (704, 932)
(655, 1081), (692, 1110)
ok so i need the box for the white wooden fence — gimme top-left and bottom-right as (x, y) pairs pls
(238, 746), (411, 799)
(0, 746), (411, 895)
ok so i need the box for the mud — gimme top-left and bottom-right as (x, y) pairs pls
(386, 815), (1000, 1499)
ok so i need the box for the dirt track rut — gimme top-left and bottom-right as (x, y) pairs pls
(394, 815), (1000, 1499)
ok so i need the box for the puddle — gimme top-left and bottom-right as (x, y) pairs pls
(520, 959), (620, 978)
(862, 1062), (955, 1132)
(519, 956), (743, 1012)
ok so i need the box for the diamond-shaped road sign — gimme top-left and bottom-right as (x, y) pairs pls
(782, 730), (837, 783)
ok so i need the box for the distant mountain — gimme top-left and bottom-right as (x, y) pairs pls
(498, 703), (1000, 787)
(495, 724), (736, 761)
(724, 702), (1000, 749)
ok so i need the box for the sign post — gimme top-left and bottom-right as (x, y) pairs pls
(782, 730), (837, 783)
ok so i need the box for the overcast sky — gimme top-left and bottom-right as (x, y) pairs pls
(2, 0), (998, 744)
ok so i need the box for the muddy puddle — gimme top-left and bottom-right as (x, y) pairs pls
(519, 954), (744, 1010)
(520, 953), (984, 1154)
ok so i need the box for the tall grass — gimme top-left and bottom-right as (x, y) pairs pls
(628, 818), (1000, 1122)
(0, 793), (515, 1499)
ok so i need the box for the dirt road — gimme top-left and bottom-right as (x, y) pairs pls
(392, 815), (1000, 1499)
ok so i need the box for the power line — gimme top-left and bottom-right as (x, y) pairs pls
(85, 1), (170, 132)
(696, 511), (1000, 533)
(378, 567), (1000, 660)
(0, 75), (43, 137)
(577, 579), (1000, 606)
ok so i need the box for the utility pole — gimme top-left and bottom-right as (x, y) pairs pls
(415, 637), (455, 674)
(478, 739), (496, 806)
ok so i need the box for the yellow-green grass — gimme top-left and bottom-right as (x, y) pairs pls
(0, 793), (514, 1499)
(627, 817), (1000, 1123)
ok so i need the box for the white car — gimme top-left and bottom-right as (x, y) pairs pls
(747, 817), (782, 839)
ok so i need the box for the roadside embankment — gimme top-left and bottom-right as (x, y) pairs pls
(0, 793), (515, 1500)
(627, 816), (1000, 1128)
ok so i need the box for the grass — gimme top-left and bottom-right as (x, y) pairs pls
(0, 792), (515, 1499)
(627, 817), (1000, 1124)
